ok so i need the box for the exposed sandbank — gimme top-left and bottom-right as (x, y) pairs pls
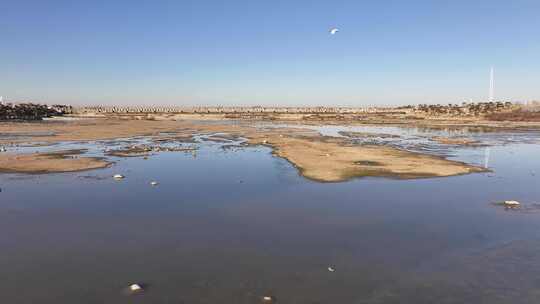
(0, 149), (110, 174)
(0, 119), (488, 181)
(246, 134), (485, 182)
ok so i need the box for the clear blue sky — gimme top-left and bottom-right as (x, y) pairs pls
(1, 0), (539, 106)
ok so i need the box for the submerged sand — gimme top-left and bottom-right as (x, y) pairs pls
(0, 118), (487, 181)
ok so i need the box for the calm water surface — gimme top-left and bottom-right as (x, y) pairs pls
(1, 124), (540, 304)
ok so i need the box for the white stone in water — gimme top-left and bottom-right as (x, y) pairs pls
(113, 174), (125, 179)
(504, 200), (520, 206)
(129, 283), (142, 292)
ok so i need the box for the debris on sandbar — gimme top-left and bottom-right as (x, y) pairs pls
(105, 144), (198, 158)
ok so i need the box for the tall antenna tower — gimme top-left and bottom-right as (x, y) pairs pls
(489, 66), (494, 102)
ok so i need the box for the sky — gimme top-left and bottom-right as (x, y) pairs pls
(1, 0), (539, 106)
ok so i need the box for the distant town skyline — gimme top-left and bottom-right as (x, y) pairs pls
(1, 0), (539, 106)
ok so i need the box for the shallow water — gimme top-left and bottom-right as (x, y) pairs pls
(1, 124), (540, 304)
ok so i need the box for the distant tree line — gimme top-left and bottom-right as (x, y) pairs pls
(410, 102), (514, 116)
(0, 103), (70, 120)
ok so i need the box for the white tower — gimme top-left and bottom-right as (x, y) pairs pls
(489, 66), (494, 102)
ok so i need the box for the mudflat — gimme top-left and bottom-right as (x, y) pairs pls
(0, 118), (487, 181)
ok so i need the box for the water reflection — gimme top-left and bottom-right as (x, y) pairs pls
(1, 124), (540, 303)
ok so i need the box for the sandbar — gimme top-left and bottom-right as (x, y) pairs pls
(0, 149), (110, 174)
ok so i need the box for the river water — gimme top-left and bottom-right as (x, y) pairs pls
(1, 124), (540, 303)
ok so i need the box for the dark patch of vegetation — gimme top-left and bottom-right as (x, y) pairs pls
(414, 102), (514, 116)
(0, 103), (71, 120)
(354, 160), (384, 166)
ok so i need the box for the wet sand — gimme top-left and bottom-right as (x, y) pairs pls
(0, 118), (487, 181)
